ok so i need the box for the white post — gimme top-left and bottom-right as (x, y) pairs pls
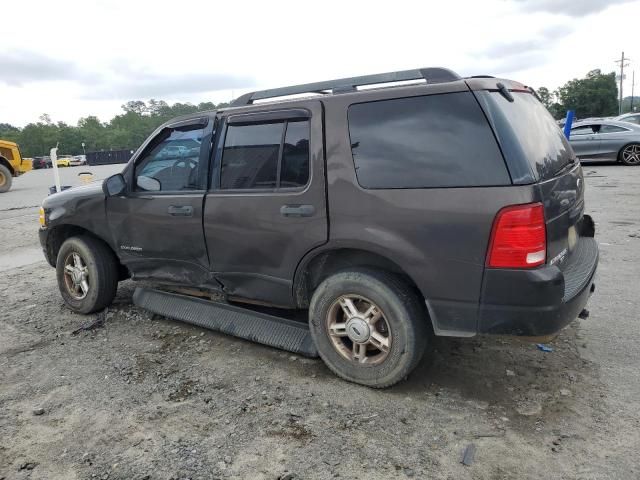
(50, 145), (61, 193)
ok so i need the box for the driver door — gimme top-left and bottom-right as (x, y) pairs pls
(106, 117), (218, 288)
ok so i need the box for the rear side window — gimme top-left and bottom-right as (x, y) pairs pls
(221, 120), (310, 190)
(600, 124), (628, 133)
(347, 92), (510, 189)
(222, 123), (281, 189)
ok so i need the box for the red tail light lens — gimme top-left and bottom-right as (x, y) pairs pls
(486, 203), (546, 268)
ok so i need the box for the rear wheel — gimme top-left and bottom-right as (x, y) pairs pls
(56, 236), (119, 314)
(309, 269), (428, 388)
(0, 164), (13, 193)
(619, 143), (640, 165)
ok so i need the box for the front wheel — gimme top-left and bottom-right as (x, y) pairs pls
(619, 143), (640, 165)
(309, 269), (428, 388)
(0, 164), (13, 193)
(56, 236), (119, 314)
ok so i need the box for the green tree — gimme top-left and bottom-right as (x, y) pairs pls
(554, 69), (618, 119)
(537, 87), (552, 108)
(5, 99), (231, 156)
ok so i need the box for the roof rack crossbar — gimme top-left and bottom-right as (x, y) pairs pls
(231, 67), (461, 106)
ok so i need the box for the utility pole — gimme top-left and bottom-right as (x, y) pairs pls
(615, 51), (630, 115)
(631, 71), (636, 112)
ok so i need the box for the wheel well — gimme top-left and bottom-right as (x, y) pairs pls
(295, 248), (424, 308)
(45, 225), (129, 280)
(0, 156), (15, 175)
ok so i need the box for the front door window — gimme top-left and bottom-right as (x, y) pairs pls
(135, 125), (206, 191)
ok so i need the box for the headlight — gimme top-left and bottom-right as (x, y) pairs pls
(39, 207), (46, 226)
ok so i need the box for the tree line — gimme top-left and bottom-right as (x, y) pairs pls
(536, 69), (635, 120)
(1, 69), (638, 158)
(0, 100), (229, 158)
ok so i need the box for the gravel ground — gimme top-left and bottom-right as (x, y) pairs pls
(0, 163), (639, 479)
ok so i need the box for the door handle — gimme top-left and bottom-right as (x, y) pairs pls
(167, 205), (193, 217)
(280, 204), (315, 217)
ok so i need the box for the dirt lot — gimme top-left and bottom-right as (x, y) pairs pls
(1, 164), (639, 480)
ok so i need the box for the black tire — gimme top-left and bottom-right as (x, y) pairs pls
(56, 236), (119, 314)
(618, 143), (640, 166)
(309, 269), (428, 388)
(0, 164), (13, 193)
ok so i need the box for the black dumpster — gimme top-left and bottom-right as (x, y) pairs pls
(86, 149), (134, 166)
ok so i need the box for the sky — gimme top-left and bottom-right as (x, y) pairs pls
(1, 0), (639, 127)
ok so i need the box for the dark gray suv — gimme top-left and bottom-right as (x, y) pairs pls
(39, 68), (598, 387)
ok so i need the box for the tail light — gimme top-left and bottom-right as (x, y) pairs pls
(486, 203), (546, 268)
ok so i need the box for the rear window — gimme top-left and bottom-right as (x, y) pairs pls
(347, 92), (510, 189)
(475, 91), (575, 182)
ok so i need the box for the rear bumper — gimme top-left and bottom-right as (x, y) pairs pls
(477, 237), (598, 336)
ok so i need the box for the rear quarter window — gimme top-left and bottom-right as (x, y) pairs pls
(475, 91), (575, 182)
(347, 92), (511, 189)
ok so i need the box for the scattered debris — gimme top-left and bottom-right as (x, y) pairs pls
(32, 407), (45, 416)
(461, 443), (476, 466)
(72, 310), (107, 335)
(516, 400), (543, 416)
(278, 473), (297, 480)
(19, 462), (37, 471)
(473, 432), (505, 438)
(560, 389), (571, 397)
(506, 369), (516, 376)
(536, 344), (553, 352)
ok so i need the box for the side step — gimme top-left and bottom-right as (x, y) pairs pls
(132, 287), (318, 357)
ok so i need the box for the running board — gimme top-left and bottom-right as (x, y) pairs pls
(132, 287), (318, 357)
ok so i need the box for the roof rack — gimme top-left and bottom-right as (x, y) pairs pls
(230, 67), (461, 107)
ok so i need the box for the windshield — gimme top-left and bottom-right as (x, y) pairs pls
(476, 91), (575, 182)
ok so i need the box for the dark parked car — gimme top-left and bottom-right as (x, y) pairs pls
(570, 120), (640, 165)
(32, 156), (52, 169)
(39, 68), (598, 387)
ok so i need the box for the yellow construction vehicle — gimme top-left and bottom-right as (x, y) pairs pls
(0, 139), (32, 193)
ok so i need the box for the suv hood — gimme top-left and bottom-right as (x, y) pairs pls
(42, 181), (104, 209)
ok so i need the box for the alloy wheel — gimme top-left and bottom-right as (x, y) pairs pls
(63, 252), (90, 300)
(622, 144), (640, 165)
(326, 294), (392, 365)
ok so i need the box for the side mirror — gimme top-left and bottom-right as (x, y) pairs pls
(136, 175), (161, 192)
(103, 173), (126, 197)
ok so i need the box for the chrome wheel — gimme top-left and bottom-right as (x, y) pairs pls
(622, 144), (640, 165)
(63, 252), (90, 300)
(326, 294), (391, 365)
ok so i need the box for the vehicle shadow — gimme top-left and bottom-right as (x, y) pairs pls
(390, 323), (600, 422)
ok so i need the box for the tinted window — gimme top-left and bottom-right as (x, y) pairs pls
(135, 126), (205, 191)
(476, 91), (575, 181)
(348, 92), (510, 189)
(600, 124), (628, 133)
(221, 123), (283, 189)
(281, 121), (310, 188)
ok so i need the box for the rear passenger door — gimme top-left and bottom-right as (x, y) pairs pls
(570, 125), (600, 158)
(203, 103), (327, 306)
(598, 124), (632, 159)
